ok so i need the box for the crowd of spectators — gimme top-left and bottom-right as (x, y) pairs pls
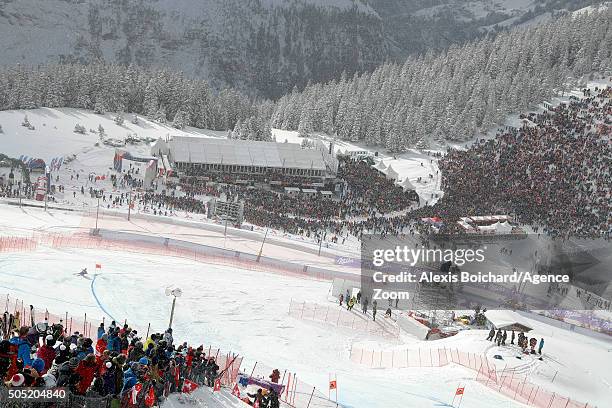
(432, 86), (611, 239)
(0, 310), (265, 407)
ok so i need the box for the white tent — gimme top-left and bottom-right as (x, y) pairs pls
(497, 221), (514, 234)
(479, 221), (513, 234)
(385, 165), (399, 181)
(374, 160), (387, 173)
(398, 178), (416, 191)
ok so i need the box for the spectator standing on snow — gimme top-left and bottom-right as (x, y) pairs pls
(269, 369), (280, 383)
(486, 328), (495, 341)
(9, 327), (33, 368)
(538, 338), (544, 355)
(338, 294), (344, 306)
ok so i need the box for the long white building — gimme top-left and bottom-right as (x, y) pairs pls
(152, 136), (338, 180)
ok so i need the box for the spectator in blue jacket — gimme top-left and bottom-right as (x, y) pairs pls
(107, 329), (121, 353)
(121, 363), (138, 394)
(9, 327), (33, 367)
(97, 323), (105, 340)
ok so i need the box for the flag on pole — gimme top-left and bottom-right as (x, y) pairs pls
(174, 366), (180, 387)
(95, 264), (102, 269)
(144, 386), (156, 407)
(455, 387), (465, 396)
(213, 378), (221, 392)
(181, 379), (199, 394)
(231, 383), (240, 397)
(131, 383), (142, 404)
(329, 380), (337, 390)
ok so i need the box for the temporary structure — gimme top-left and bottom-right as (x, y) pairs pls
(385, 165), (399, 181)
(398, 177), (416, 191)
(374, 160), (387, 173)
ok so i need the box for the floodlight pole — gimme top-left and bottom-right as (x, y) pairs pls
(168, 295), (177, 329)
(257, 227), (269, 262)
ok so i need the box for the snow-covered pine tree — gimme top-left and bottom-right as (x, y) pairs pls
(74, 124), (86, 134)
(115, 112), (125, 126)
(172, 110), (190, 129)
(93, 99), (106, 115)
(154, 107), (167, 124)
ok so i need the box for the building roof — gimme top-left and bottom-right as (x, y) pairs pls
(485, 310), (533, 332)
(169, 137), (328, 171)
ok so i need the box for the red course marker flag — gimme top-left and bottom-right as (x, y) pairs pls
(329, 380), (337, 390)
(232, 383), (241, 397)
(213, 378), (221, 392)
(455, 387), (465, 396)
(95, 264), (102, 269)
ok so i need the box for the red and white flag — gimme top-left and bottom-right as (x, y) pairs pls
(95, 263), (102, 269)
(455, 387), (465, 396)
(144, 386), (156, 407)
(231, 383), (240, 398)
(131, 383), (143, 404)
(181, 379), (199, 394)
(213, 378), (221, 392)
(329, 380), (337, 390)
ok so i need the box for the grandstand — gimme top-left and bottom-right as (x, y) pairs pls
(152, 137), (338, 184)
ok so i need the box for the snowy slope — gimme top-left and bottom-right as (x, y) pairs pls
(0, 107), (222, 162)
(1, 204), (610, 407)
(0, 217), (528, 408)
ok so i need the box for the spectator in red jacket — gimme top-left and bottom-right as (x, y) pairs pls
(75, 354), (97, 395)
(36, 335), (57, 374)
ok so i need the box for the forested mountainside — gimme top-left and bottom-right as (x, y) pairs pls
(0, 0), (603, 98)
(270, 9), (612, 150)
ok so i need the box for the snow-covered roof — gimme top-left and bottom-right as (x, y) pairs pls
(169, 137), (327, 171)
(485, 310), (533, 332)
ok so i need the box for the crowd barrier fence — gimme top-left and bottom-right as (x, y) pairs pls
(289, 300), (400, 340)
(0, 236), (37, 253)
(350, 345), (594, 407)
(32, 230), (358, 285)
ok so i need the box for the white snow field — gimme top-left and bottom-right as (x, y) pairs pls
(0, 207), (536, 408)
(1, 207), (610, 407)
